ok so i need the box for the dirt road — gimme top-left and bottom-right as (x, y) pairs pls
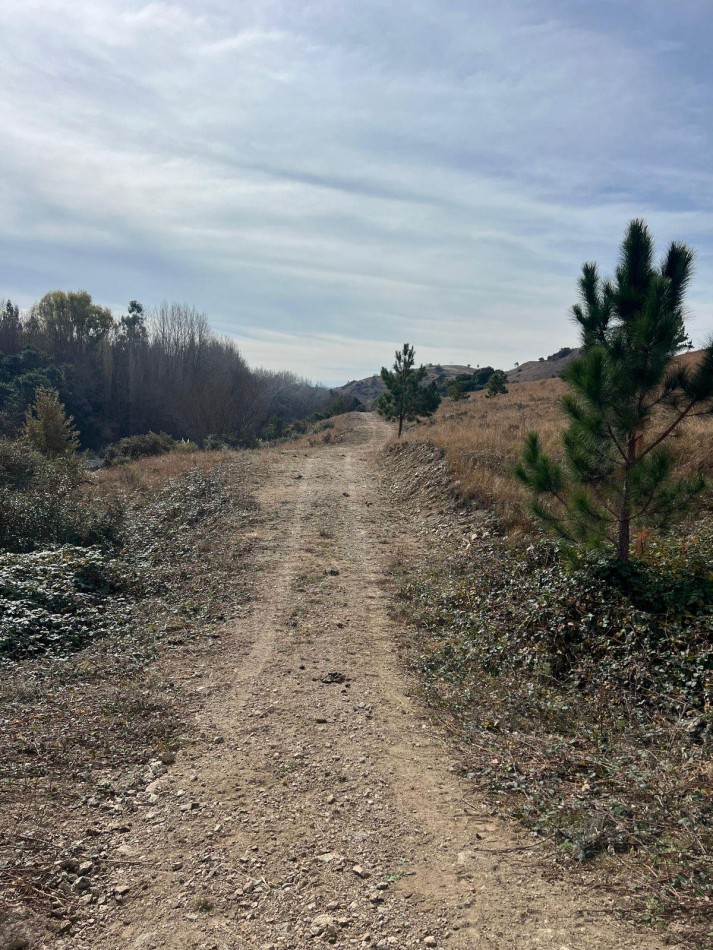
(80, 413), (665, 949)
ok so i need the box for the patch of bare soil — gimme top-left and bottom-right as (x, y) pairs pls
(2, 414), (674, 949)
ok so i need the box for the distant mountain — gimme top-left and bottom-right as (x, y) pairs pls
(506, 347), (581, 383)
(336, 350), (578, 407)
(338, 347), (703, 408)
(335, 363), (475, 408)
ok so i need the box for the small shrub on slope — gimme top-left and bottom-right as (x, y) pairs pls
(0, 438), (121, 552)
(104, 430), (179, 465)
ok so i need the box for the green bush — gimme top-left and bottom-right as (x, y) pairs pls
(104, 431), (177, 465)
(202, 434), (227, 451)
(401, 523), (713, 932)
(413, 534), (713, 715)
(0, 438), (121, 552)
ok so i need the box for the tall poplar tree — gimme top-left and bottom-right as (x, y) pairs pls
(516, 219), (713, 562)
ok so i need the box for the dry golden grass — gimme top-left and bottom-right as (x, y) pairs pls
(94, 449), (235, 496)
(290, 411), (356, 449)
(404, 374), (713, 532)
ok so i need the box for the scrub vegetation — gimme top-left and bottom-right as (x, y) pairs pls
(396, 221), (713, 945)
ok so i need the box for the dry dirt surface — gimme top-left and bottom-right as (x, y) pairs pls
(52, 413), (669, 950)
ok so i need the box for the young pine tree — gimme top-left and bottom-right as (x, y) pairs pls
(376, 343), (441, 437)
(24, 387), (81, 456)
(516, 219), (713, 562)
(485, 369), (508, 398)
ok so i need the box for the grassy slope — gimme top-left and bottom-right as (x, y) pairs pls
(406, 352), (713, 535)
(393, 358), (713, 946)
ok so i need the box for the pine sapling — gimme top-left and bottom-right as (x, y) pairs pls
(516, 219), (713, 562)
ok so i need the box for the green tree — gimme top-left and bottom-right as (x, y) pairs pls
(448, 380), (466, 401)
(0, 299), (21, 354)
(118, 300), (147, 342)
(516, 219), (713, 562)
(376, 343), (441, 437)
(24, 387), (80, 456)
(485, 370), (508, 397)
(30, 290), (114, 352)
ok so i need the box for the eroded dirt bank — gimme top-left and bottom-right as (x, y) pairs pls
(18, 413), (671, 949)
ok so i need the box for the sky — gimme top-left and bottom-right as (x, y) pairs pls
(1, 0), (712, 385)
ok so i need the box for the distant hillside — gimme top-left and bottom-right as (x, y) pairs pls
(504, 346), (704, 384)
(336, 363), (474, 408)
(337, 342), (700, 402)
(506, 347), (580, 383)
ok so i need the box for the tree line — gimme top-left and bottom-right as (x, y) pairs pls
(0, 293), (331, 449)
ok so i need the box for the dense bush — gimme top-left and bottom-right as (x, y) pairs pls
(104, 431), (178, 465)
(0, 438), (121, 552)
(449, 366), (495, 394)
(414, 531), (713, 717)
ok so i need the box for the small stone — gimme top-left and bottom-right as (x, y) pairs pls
(352, 865), (369, 878)
(424, 938), (437, 947)
(310, 913), (337, 938)
(5, 933), (30, 950)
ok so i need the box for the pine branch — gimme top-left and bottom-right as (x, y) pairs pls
(637, 401), (696, 462)
(605, 423), (628, 463)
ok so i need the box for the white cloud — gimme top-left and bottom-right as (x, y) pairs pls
(0, 0), (712, 380)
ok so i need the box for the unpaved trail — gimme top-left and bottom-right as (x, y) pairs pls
(81, 413), (666, 949)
